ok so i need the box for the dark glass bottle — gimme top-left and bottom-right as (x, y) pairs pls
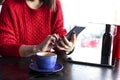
(101, 24), (112, 64)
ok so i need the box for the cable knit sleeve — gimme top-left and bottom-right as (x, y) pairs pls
(51, 0), (67, 37)
(0, 1), (22, 57)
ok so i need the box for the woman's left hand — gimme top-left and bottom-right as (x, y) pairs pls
(56, 32), (77, 53)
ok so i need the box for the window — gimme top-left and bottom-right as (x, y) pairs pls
(61, 0), (119, 27)
(61, 0), (117, 65)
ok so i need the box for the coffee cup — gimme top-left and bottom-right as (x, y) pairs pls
(34, 52), (57, 70)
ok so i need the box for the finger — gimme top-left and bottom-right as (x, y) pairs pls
(62, 36), (71, 47)
(52, 33), (60, 41)
(56, 43), (66, 51)
(70, 32), (77, 44)
(50, 34), (57, 43)
(46, 36), (55, 49)
(48, 43), (54, 49)
(57, 38), (69, 49)
(45, 35), (56, 46)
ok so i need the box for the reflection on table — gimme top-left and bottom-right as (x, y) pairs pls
(0, 55), (120, 80)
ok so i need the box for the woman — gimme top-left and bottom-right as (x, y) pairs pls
(0, 0), (76, 57)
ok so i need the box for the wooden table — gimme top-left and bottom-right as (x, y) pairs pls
(0, 55), (120, 80)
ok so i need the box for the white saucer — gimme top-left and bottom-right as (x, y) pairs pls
(29, 62), (63, 73)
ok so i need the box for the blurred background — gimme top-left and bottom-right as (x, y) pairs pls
(60, 0), (118, 63)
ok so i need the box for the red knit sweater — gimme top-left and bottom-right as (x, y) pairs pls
(0, 0), (66, 57)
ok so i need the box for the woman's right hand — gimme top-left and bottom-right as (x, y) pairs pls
(35, 34), (60, 52)
(20, 34), (59, 57)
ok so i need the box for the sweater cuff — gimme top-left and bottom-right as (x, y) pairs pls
(0, 44), (22, 57)
(17, 44), (23, 57)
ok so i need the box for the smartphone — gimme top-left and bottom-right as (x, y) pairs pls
(66, 26), (85, 40)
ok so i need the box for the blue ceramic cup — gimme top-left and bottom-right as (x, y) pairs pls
(36, 52), (57, 70)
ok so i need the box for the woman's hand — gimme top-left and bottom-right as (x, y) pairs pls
(36, 34), (59, 52)
(56, 32), (77, 53)
(20, 34), (59, 57)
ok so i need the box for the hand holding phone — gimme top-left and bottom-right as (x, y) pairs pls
(56, 26), (85, 53)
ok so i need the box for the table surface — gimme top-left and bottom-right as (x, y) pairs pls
(0, 55), (120, 80)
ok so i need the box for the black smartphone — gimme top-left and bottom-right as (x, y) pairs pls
(66, 26), (85, 40)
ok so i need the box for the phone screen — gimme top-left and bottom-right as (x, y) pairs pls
(66, 26), (85, 40)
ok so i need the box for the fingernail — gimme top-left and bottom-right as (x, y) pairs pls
(72, 31), (76, 34)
